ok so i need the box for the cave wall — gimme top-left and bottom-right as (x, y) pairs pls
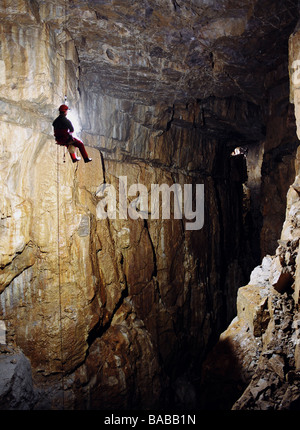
(260, 62), (299, 257)
(0, 0), (298, 411)
(0, 1), (260, 410)
(71, 95), (259, 409)
(199, 20), (300, 411)
(0, 4), (100, 379)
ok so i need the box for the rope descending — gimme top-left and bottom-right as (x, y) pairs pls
(56, 143), (65, 409)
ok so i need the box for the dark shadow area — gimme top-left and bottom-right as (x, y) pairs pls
(197, 336), (250, 410)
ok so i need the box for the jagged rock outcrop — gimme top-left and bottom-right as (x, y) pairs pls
(0, 0), (298, 410)
(0, 345), (36, 410)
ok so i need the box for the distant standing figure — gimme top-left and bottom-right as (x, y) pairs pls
(53, 104), (92, 163)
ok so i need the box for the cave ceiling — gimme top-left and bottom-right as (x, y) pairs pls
(37, 0), (299, 106)
(2, 0), (299, 105)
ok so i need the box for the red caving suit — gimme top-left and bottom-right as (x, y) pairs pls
(52, 114), (89, 160)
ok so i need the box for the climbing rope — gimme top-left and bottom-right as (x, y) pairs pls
(56, 143), (65, 409)
(63, 95), (67, 163)
(54, 0), (70, 410)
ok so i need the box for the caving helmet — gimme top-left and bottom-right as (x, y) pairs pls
(59, 104), (69, 112)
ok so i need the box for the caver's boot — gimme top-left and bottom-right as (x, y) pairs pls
(70, 152), (81, 163)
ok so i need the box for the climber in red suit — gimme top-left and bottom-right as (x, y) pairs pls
(53, 104), (92, 163)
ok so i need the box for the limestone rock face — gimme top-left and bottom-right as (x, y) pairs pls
(0, 0), (298, 410)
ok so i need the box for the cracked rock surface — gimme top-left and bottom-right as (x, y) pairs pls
(0, 0), (299, 410)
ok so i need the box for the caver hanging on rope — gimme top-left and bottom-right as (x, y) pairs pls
(53, 104), (92, 163)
